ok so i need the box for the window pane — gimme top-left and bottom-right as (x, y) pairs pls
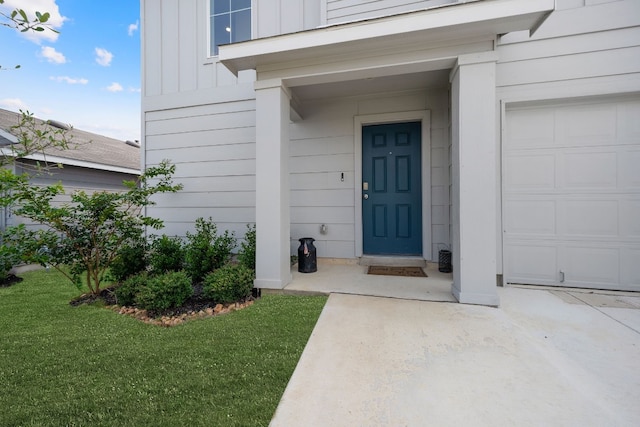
(232, 0), (251, 11)
(231, 9), (251, 43)
(212, 14), (230, 55)
(212, 0), (230, 14)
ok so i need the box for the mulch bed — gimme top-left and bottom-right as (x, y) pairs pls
(367, 266), (427, 277)
(70, 284), (257, 327)
(0, 274), (24, 288)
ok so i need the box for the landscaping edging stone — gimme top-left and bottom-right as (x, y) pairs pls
(110, 299), (255, 327)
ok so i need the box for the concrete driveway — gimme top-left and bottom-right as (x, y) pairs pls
(270, 286), (640, 426)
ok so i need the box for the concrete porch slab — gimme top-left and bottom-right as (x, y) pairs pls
(284, 258), (456, 302)
(270, 286), (640, 426)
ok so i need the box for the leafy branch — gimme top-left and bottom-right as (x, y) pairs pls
(0, 0), (59, 70)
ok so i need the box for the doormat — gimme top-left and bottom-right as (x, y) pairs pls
(367, 266), (427, 277)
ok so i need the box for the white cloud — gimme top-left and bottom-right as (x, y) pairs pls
(94, 47), (113, 66)
(39, 46), (66, 64)
(128, 87), (141, 93)
(0, 98), (29, 111)
(106, 82), (123, 93)
(50, 76), (88, 85)
(128, 20), (139, 36)
(0, 0), (66, 43)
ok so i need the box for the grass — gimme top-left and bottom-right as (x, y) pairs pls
(0, 270), (327, 427)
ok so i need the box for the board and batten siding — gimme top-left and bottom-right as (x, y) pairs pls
(325, 0), (460, 25)
(495, 0), (640, 275)
(141, 0), (321, 102)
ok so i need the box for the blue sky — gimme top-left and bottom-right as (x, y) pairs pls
(0, 0), (141, 141)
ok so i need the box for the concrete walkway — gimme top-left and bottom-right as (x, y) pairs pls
(270, 286), (640, 426)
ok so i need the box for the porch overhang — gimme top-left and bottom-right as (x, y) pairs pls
(220, 0), (554, 76)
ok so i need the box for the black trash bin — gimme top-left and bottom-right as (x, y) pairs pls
(438, 249), (452, 273)
(297, 237), (317, 273)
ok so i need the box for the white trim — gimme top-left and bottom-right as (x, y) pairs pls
(498, 99), (507, 283)
(354, 110), (432, 260)
(220, 0), (554, 74)
(320, 0), (328, 27)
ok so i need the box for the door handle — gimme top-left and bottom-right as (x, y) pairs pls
(363, 194), (369, 200)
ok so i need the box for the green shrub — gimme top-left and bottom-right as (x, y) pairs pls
(184, 218), (236, 284)
(115, 272), (149, 306)
(203, 264), (255, 304)
(0, 230), (23, 282)
(149, 235), (184, 274)
(110, 239), (147, 283)
(237, 224), (256, 271)
(135, 271), (193, 312)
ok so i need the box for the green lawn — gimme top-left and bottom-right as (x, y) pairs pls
(0, 270), (327, 427)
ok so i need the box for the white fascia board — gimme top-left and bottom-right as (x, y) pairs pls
(220, 0), (554, 74)
(21, 152), (140, 175)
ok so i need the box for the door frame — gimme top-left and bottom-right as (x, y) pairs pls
(354, 110), (432, 259)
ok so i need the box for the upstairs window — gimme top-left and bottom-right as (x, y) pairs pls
(210, 0), (251, 56)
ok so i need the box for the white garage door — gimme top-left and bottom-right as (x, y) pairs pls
(503, 96), (640, 291)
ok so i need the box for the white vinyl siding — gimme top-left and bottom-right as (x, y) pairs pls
(144, 87), (449, 260)
(145, 100), (257, 238)
(290, 88), (449, 259)
(326, 0), (460, 25)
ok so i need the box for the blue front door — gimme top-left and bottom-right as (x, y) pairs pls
(362, 122), (422, 255)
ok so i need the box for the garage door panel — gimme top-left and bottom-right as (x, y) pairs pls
(504, 154), (555, 190)
(620, 200), (640, 237)
(619, 149), (640, 188)
(506, 109), (555, 149)
(617, 101), (640, 143)
(504, 96), (640, 291)
(505, 200), (556, 235)
(506, 244), (558, 284)
(621, 249), (640, 290)
(562, 200), (619, 237)
(563, 246), (619, 286)
(556, 103), (617, 147)
(562, 151), (617, 189)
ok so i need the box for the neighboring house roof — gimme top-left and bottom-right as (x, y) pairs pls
(0, 108), (140, 175)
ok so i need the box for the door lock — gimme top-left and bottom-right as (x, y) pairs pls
(363, 194), (369, 200)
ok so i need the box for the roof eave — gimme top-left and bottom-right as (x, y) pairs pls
(220, 0), (555, 76)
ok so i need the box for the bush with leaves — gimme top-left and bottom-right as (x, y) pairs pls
(110, 238), (148, 283)
(11, 160), (183, 295)
(115, 272), (149, 307)
(135, 271), (193, 312)
(237, 224), (256, 271)
(0, 225), (25, 282)
(184, 218), (236, 284)
(149, 234), (184, 275)
(203, 264), (255, 304)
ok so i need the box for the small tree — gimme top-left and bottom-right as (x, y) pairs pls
(12, 160), (183, 294)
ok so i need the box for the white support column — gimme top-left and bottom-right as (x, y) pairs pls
(254, 79), (292, 289)
(450, 52), (500, 306)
